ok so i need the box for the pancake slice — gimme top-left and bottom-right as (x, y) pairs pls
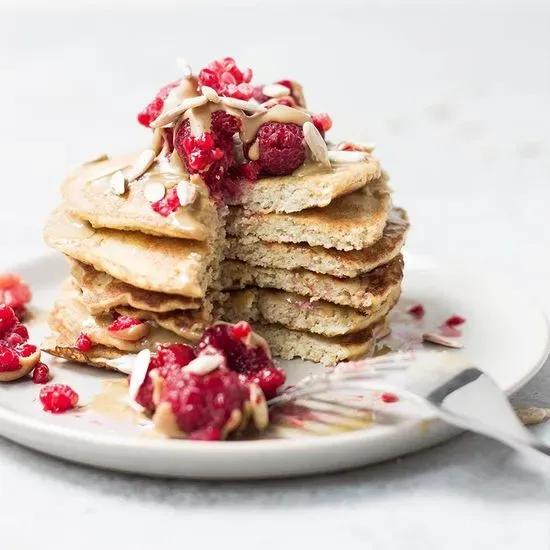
(44, 207), (222, 298)
(70, 260), (203, 314)
(226, 175), (391, 251)
(221, 255), (404, 312)
(226, 208), (409, 277)
(228, 156), (382, 213)
(252, 319), (390, 366)
(62, 152), (219, 241)
(222, 286), (399, 337)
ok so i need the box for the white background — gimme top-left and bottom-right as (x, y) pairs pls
(1, 1), (550, 548)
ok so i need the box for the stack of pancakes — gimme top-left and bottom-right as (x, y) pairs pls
(43, 149), (408, 369)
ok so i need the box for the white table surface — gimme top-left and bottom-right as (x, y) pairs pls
(1, 2), (550, 548)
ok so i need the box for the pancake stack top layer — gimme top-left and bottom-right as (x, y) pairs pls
(43, 57), (409, 369)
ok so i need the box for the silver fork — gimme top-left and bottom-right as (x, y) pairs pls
(268, 351), (550, 457)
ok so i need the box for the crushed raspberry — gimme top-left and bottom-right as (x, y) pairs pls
(133, 343), (196, 411)
(32, 363), (50, 384)
(198, 57), (254, 100)
(76, 333), (92, 352)
(380, 392), (399, 403)
(444, 315), (466, 327)
(252, 122), (305, 176)
(174, 111), (241, 199)
(0, 346), (19, 371)
(0, 274), (32, 318)
(151, 187), (181, 217)
(311, 113), (333, 136)
(197, 323), (285, 399)
(252, 85), (269, 104)
(408, 304), (425, 319)
(39, 384), (79, 413)
(155, 367), (248, 439)
(137, 79), (181, 128)
(108, 315), (143, 332)
(0, 305), (39, 376)
(231, 321), (252, 340)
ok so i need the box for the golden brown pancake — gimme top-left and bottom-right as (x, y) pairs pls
(226, 175), (391, 251)
(62, 152), (219, 241)
(227, 156), (382, 213)
(226, 208), (408, 277)
(70, 260), (203, 314)
(44, 207), (221, 298)
(221, 255), (404, 312)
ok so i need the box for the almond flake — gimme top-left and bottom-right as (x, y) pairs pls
(126, 149), (157, 183)
(151, 128), (164, 155)
(328, 150), (369, 164)
(83, 153), (109, 165)
(201, 86), (221, 103)
(515, 406), (550, 426)
(422, 332), (464, 349)
(176, 181), (198, 207)
(127, 349), (151, 403)
(110, 170), (126, 195)
(220, 97), (268, 114)
(337, 141), (376, 153)
(262, 84), (291, 98)
(303, 121), (330, 167)
(183, 354), (225, 376)
(249, 383), (269, 430)
(150, 95), (208, 128)
(176, 57), (193, 77)
(143, 181), (166, 203)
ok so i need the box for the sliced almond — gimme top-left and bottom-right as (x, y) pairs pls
(151, 128), (164, 155)
(515, 406), (550, 426)
(150, 95), (208, 128)
(422, 332), (464, 349)
(110, 170), (126, 195)
(328, 150), (369, 164)
(303, 121), (330, 167)
(128, 349), (152, 403)
(183, 354), (225, 376)
(126, 149), (157, 183)
(262, 84), (291, 98)
(176, 181), (198, 207)
(222, 409), (243, 438)
(143, 181), (166, 203)
(176, 57), (193, 77)
(249, 383), (269, 430)
(110, 322), (151, 342)
(220, 96), (268, 114)
(83, 153), (109, 165)
(201, 86), (220, 103)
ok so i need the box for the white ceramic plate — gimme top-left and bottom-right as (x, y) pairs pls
(0, 253), (547, 479)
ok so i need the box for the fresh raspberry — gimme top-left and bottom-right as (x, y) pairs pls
(151, 188), (181, 217)
(239, 161), (260, 182)
(137, 79), (181, 128)
(231, 321), (252, 340)
(380, 392), (399, 403)
(197, 323), (285, 398)
(311, 113), (333, 137)
(0, 274), (32, 319)
(408, 304), (425, 320)
(252, 85), (269, 104)
(154, 367), (248, 439)
(133, 343), (196, 411)
(253, 122), (305, 176)
(444, 315), (466, 327)
(108, 315), (142, 332)
(76, 333), (92, 352)
(39, 384), (79, 413)
(0, 305), (17, 337)
(174, 111), (241, 199)
(198, 57), (254, 100)
(32, 363), (50, 384)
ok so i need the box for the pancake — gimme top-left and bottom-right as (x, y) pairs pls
(221, 255), (404, 312)
(226, 175), (391, 251)
(44, 207), (221, 298)
(70, 260), (203, 314)
(62, 152), (219, 241)
(222, 286), (399, 337)
(47, 280), (189, 353)
(228, 156), (382, 213)
(252, 318), (390, 366)
(226, 208), (409, 277)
